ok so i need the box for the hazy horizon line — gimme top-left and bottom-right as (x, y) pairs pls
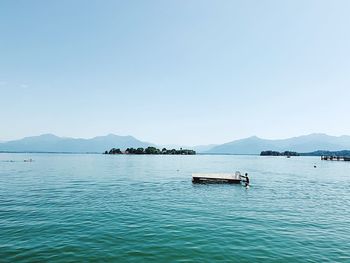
(1, 132), (349, 147)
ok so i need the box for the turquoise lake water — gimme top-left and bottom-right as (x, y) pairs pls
(0, 153), (349, 262)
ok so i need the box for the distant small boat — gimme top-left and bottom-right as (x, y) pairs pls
(286, 155), (291, 158)
(192, 171), (242, 184)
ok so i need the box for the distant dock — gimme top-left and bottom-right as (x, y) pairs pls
(321, 156), (350, 161)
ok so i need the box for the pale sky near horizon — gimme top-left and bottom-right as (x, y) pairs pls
(1, 0), (350, 145)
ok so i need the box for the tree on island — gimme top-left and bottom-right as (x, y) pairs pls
(106, 148), (122, 154)
(145, 147), (161, 154)
(260, 150), (299, 156)
(106, 146), (196, 155)
(136, 148), (144, 154)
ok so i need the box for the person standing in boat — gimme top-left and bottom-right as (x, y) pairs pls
(242, 173), (250, 187)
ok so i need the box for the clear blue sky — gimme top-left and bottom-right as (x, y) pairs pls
(1, 0), (349, 145)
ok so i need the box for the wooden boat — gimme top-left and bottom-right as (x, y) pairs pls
(192, 172), (242, 184)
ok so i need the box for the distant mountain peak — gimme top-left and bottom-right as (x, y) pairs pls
(304, 133), (329, 137)
(38, 133), (59, 138)
(104, 133), (119, 137)
(246, 135), (261, 140)
(103, 134), (134, 139)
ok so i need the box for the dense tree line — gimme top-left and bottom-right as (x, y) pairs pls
(106, 148), (122, 154)
(260, 150), (300, 156)
(104, 147), (196, 155)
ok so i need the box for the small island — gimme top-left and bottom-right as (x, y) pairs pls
(260, 150), (300, 156)
(105, 147), (196, 155)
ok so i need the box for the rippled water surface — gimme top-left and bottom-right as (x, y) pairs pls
(0, 153), (349, 262)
